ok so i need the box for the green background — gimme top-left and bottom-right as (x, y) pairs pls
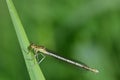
(0, 0), (120, 80)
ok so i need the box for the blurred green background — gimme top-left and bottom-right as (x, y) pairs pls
(0, 0), (120, 80)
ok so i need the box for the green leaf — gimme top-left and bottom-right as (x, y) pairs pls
(6, 0), (45, 80)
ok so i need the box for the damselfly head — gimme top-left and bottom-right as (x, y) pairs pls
(29, 43), (37, 49)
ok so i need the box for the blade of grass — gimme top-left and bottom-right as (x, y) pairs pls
(6, 0), (45, 80)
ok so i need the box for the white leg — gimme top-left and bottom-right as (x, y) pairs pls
(38, 53), (46, 64)
(34, 53), (39, 61)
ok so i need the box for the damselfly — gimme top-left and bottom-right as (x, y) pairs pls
(29, 43), (99, 73)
